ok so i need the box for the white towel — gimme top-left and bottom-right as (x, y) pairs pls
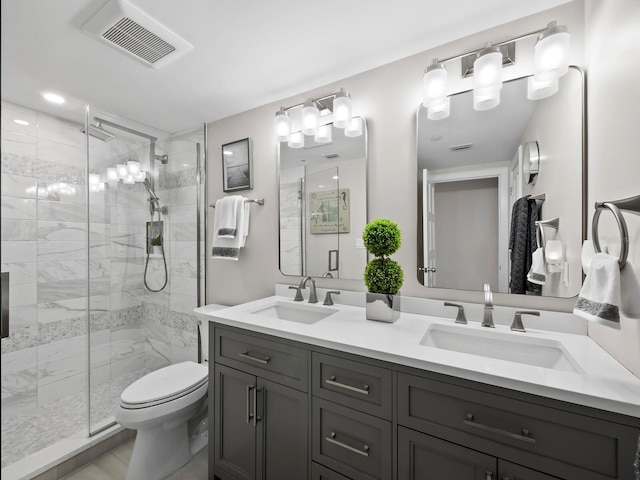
(527, 247), (546, 285)
(573, 252), (621, 329)
(212, 197), (250, 260)
(581, 239), (596, 275)
(621, 260), (640, 319)
(215, 195), (244, 238)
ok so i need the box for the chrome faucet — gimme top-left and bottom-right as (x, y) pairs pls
(482, 283), (495, 328)
(298, 276), (318, 304)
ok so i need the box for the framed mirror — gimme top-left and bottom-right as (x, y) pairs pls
(417, 67), (585, 298)
(279, 118), (367, 279)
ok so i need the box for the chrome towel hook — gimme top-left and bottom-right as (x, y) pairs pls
(592, 194), (640, 268)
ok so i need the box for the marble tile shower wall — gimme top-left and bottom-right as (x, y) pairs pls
(0, 104), (201, 438)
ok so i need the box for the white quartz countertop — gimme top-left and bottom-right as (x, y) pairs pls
(195, 295), (640, 418)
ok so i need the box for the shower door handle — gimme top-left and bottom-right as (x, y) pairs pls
(1, 272), (9, 339)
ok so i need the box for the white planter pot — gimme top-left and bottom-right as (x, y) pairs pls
(365, 292), (401, 323)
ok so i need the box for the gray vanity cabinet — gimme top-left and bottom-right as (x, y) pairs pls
(209, 323), (640, 480)
(212, 326), (309, 480)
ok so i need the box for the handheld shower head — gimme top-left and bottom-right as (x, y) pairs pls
(143, 177), (160, 203)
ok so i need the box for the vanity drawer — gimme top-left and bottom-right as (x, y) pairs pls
(398, 373), (639, 480)
(312, 462), (353, 480)
(312, 398), (391, 480)
(214, 327), (308, 391)
(312, 352), (392, 420)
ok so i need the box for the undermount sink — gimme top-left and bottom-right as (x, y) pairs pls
(247, 300), (337, 325)
(420, 324), (583, 373)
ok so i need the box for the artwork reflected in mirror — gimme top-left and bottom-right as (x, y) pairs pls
(417, 68), (584, 297)
(279, 119), (367, 279)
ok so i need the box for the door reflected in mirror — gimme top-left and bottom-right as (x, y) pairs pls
(279, 119), (367, 279)
(417, 68), (585, 297)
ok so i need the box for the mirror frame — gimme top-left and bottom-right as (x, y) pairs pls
(417, 66), (587, 297)
(277, 117), (369, 279)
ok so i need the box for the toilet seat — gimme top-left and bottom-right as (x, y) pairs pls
(120, 361), (208, 409)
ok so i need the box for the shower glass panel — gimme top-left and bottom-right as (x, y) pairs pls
(0, 100), (205, 474)
(86, 109), (206, 436)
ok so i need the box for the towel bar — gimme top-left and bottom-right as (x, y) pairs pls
(592, 194), (640, 268)
(209, 198), (264, 208)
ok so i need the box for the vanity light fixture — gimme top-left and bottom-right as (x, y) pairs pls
(332, 88), (352, 128)
(422, 21), (570, 119)
(274, 107), (292, 142)
(301, 99), (320, 136)
(315, 124), (332, 144)
(534, 21), (570, 82)
(423, 59), (450, 119)
(274, 88), (361, 143)
(473, 43), (503, 111)
(344, 117), (363, 137)
(288, 131), (304, 149)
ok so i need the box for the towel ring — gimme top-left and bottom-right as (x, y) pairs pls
(592, 202), (629, 268)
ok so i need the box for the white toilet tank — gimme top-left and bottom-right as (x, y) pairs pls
(198, 304), (227, 363)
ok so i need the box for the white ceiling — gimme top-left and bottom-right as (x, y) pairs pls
(1, 0), (573, 134)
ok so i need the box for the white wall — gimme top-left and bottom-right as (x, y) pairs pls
(206, 1), (586, 311)
(584, 0), (640, 377)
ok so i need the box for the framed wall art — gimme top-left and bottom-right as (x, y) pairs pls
(222, 138), (252, 192)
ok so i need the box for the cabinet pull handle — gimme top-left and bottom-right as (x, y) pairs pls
(252, 386), (261, 427)
(463, 413), (535, 444)
(325, 376), (370, 396)
(246, 385), (255, 424)
(325, 431), (370, 457)
(239, 351), (270, 364)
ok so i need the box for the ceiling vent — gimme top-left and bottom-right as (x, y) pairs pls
(82, 0), (193, 68)
(450, 143), (472, 151)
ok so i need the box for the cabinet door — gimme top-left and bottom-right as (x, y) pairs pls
(257, 378), (308, 480)
(498, 460), (563, 480)
(214, 364), (257, 480)
(398, 426), (497, 480)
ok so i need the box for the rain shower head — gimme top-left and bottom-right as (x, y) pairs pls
(81, 121), (115, 142)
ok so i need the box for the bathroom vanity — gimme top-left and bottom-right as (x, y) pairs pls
(197, 296), (640, 480)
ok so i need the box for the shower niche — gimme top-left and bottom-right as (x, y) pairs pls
(147, 220), (164, 255)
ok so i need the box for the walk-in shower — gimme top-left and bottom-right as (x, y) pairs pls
(0, 102), (206, 478)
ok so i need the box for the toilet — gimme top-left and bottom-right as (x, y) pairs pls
(115, 306), (223, 480)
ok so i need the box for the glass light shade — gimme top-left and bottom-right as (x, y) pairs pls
(288, 131), (304, 148)
(127, 161), (141, 175)
(344, 117), (363, 137)
(473, 46), (503, 94)
(89, 173), (100, 185)
(107, 167), (118, 182)
(274, 109), (292, 142)
(427, 96), (450, 120)
(122, 175), (135, 185)
(315, 124), (332, 144)
(332, 90), (352, 129)
(474, 86), (501, 111)
(301, 100), (320, 136)
(116, 164), (128, 179)
(527, 76), (559, 100)
(135, 171), (147, 182)
(534, 24), (570, 82)
(423, 62), (448, 107)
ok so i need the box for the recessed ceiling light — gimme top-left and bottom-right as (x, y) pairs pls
(182, 163), (189, 167)
(13, 119), (30, 126)
(318, 185), (325, 188)
(223, 150), (232, 156)
(42, 92), (66, 104)
(332, 176), (339, 180)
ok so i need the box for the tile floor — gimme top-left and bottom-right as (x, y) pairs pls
(60, 437), (208, 480)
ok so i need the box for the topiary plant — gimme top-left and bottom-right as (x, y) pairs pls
(363, 219), (404, 295)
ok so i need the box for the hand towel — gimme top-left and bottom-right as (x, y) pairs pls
(621, 260), (640, 319)
(527, 247), (546, 285)
(573, 252), (621, 329)
(215, 195), (244, 238)
(581, 239), (596, 275)
(509, 197), (540, 294)
(212, 197), (249, 260)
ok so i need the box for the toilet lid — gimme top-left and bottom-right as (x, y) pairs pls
(121, 361), (208, 406)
